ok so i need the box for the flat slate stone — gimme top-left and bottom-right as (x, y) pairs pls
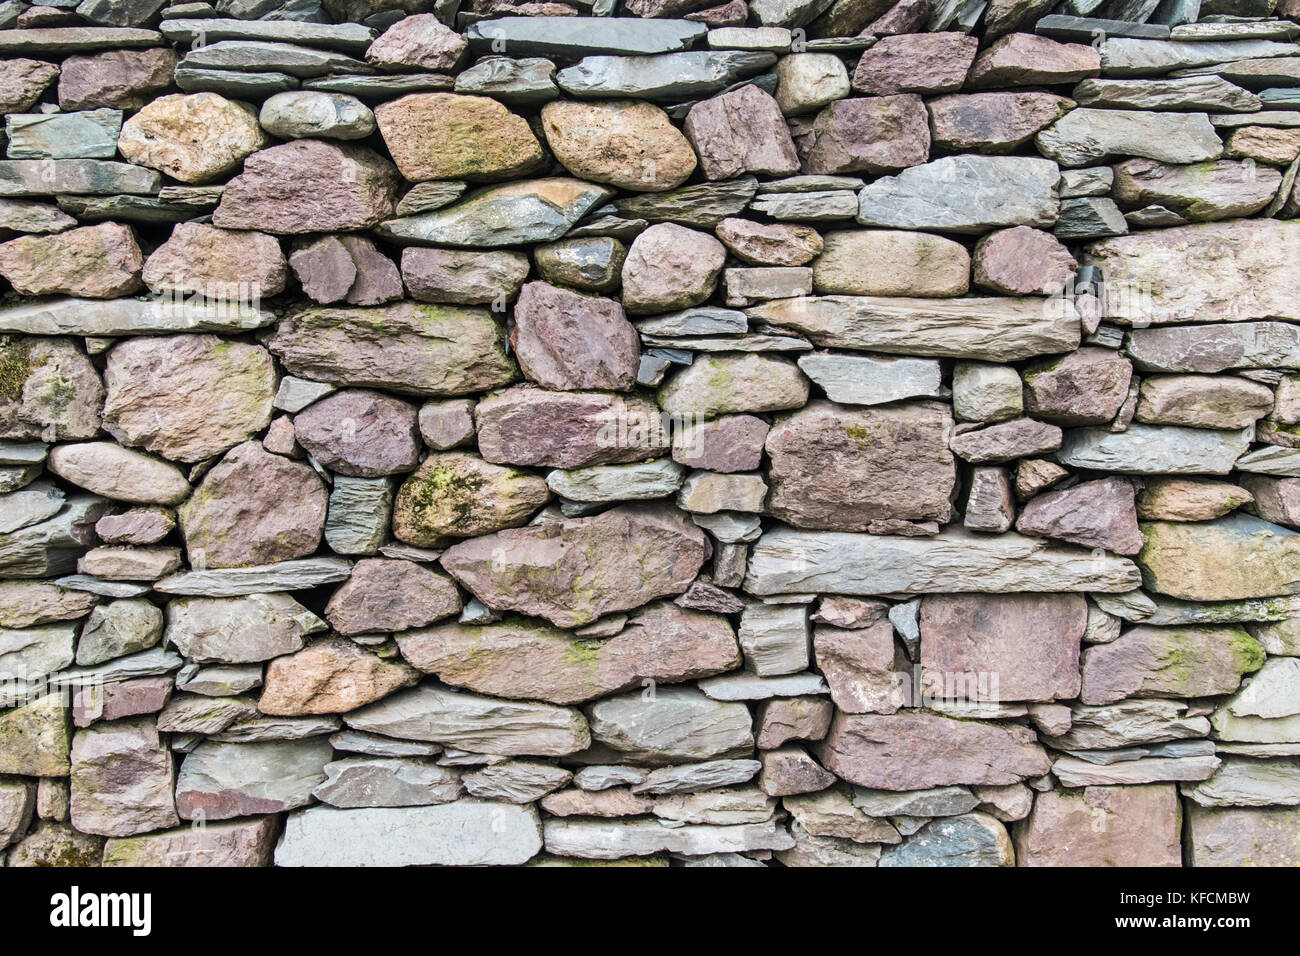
(0, 159), (159, 196)
(0, 297), (275, 335)
(557, 51), (776, 100)
(744, 526), (1140, 596)
(856, 156), (1060, 234)
(1057, 424), (1253, 475)
(466, 17), (707, 58)
(748, 295), (1080, 362)
(0, 27), (162, 54)
(153, 559), (353, 596)
(179, 40), (374, 79)
(1035, 14), (1170, 42)
(160, 18), (376, 52)
(276, 802), (543, 866)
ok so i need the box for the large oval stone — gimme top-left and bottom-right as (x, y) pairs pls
(178, 441), (328, 569)
(118, 92), (267, 184)
(392, 452), (551, 544)
(541, 99), (697, 192)
(375, 93), (547, 182)
(102, 334), (276, 463)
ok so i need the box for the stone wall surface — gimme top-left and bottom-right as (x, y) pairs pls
(1, 0), (1299, 868)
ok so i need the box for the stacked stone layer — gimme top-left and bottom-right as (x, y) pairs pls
(2, 0), (1300, 868)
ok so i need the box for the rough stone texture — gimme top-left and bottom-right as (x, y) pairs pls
(325, 559), (461, 636)
(375, 93), (546, 183)
(259, 636), (420, 716)
(397, 602), (739, 705)
(797, 95), (931, 175)
(817, 711), (1051, 789)
(765, 400), (956, 530)
(69, 719), (178, 837)
(512, 281), (640, 391)
(178, 441), (328, 569)
(440, 504), (707, 627)
(118, 93), (267, 184)
(684, 85), (800, 181)
(813, 229), (969, 297)
(213, 140), (399, 234)
(102, 335), (276, 463)
(1013, 785), (1182, 867)
(920, 594), (1087, 702)
(293, 389), (420, 477)
(0, 2), (1296, 871)
(542, 100), (697, 192)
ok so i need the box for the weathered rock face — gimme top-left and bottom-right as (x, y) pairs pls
(70, 719), (178, 837)
(920, 594), (1086, 702)
(118, 93), (266, 184)
(102, 335), (276, 463)
(293, 389), (420, 477)
(259, 636), (420, 716)
(265, 303), (515, 396)
(1013, 785), (1182, 867)
(1082, 220), (1300, 326)
(818, 711), (1051, 790)
(375, 93), (546, 183)
(1138, 515), (1300, 602)
(0, 223), (142, 299)
(1, 337), (104, 441)
(474, 388), (669, 468)
(213, 140), (399, 234)
(392, 452), (550, 543)
(398, 602), (739, 704)
(510, 281), (640, 391)
(765, 400), (956, 530)
(1080, 625), (1263, 705)
(3, 2), (1299, 871)
(178, 441), (327, 569)
(542, 100), (697, 192)
(440, 504), (708, 627)
(685, 84), (799, 180)
(142, 223), (287, 299)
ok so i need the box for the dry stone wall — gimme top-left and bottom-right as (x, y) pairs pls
(0, 0), (1299, 868)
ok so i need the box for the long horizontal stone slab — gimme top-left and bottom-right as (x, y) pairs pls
(542, 817), (793, 859)
(744, 527), (1140, 596)
(0, 27), (162, 54)
(467, 17), (706, 58)
(1082, 221), (1300, 326)
(0, 159), (160, 196)
(1099, 38), (1300, 76)
(556, 51), (776, 99)
(159, 19), (376, 53)
(1126, 322), (1300, 373)
(154, 559), (353, 596)
(0, 297), (277, 336)
(276, 803), (543, 866)
(1056, 424), (1253, 475)
(746, 296), (1080, 361)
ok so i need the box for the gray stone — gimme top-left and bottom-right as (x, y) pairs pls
(313, 757), (462, 808)
(745, 525), (1139, 597)
(878, 812), (1013, 866)
(0, 159), (160, 197)
(543, 816), (792, 859)
(1056, 424), (1253, 474)
(277, 802), (542, 866)
(466, 17), (706, 58)
(379, 179), (614, 248)
(750, 295), (1079, 362)
(325, 476), (393, 556)
(585, 687), (754, 764)
(5, 109), (122, 160)
(154, 558), (353, 597)
(855, 155), (1058, 233)
(345, 685), (590, 757)
(557, 51), (775, 100)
